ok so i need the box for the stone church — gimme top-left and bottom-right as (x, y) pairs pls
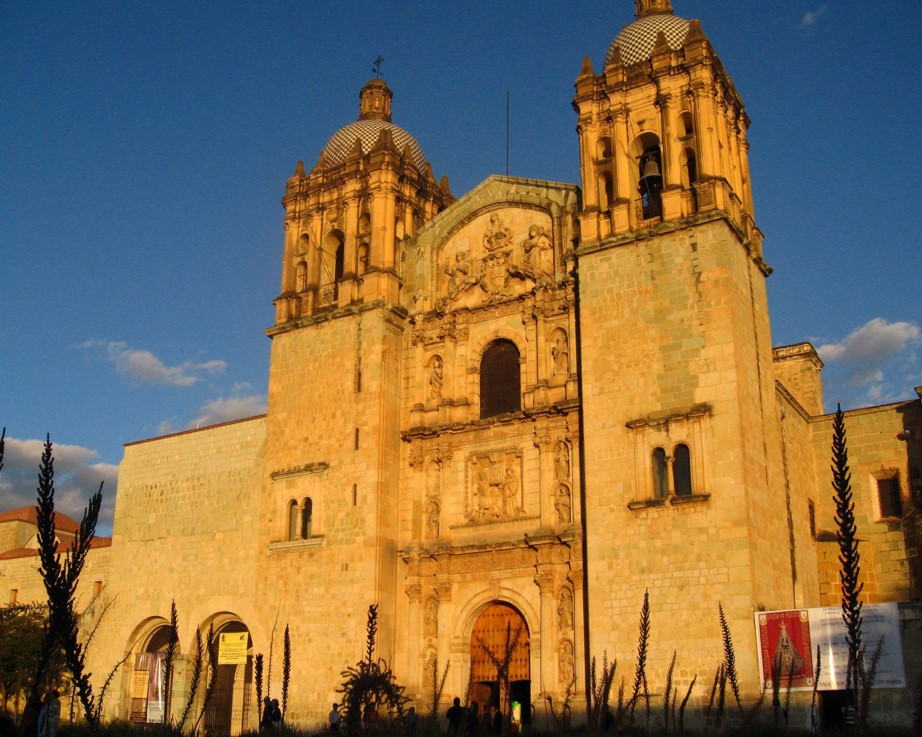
(2, 0), (920, 731)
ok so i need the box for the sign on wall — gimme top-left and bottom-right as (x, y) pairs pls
(218, 631), (249, 665)
(754, 603), (906, 691)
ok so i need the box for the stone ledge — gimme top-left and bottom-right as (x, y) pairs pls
(268, 536), (325, 552)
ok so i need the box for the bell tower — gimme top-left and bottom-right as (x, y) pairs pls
(574, 3), (798, 695)
(574, 2), (759, 248)
(260, 80), (453, 663)
(272, 78), (453, 328)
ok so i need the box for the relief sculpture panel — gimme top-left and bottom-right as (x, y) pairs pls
(438, 209), (555, 310)
(467, 450), (524, 523)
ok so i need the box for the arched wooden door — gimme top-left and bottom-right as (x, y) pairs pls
(470, 603), (530, 724)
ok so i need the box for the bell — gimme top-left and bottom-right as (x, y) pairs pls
(640, 158), (661, 181)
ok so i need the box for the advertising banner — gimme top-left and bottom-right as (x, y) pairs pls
(754, 603), (906, 691)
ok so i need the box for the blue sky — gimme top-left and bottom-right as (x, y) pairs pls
(2, 1), (920, 533)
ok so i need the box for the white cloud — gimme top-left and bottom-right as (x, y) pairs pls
(817, 318), (919, 365)
(0, 436), (118, 535)
(800, 5), (827, 28)
(82, 340), (225, 386)
(816, 318), (921, 409)
(186, 393), (267, 430)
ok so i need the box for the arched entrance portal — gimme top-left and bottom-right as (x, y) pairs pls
(129, 625), (175, 724)
(470, 603), (530, 726)
(203, 621), (254, 736)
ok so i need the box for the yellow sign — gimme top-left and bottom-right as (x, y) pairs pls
(218, 632), (249, 664)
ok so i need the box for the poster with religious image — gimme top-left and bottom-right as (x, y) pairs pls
(755, 609), (814, 689)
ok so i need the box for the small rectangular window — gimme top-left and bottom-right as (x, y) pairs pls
(877, 478), (902, 519)
(808, 500), (816, 539)
(10, 589), (18, 605)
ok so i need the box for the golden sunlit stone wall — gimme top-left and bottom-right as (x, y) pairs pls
(90, 417), (266, 723)
(811, 402), (921, 605)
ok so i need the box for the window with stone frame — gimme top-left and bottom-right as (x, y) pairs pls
(672, 443), (692, 496)
(627, 405), (710, 506)
(652, 448), (668, 499)
(480, 339), (521, 418)
(288, 497), (313, 540)
(876, 477), (903, 520)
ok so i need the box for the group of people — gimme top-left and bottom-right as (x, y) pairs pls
(260, 696), (283, 730)
(447, 697), (505, 736)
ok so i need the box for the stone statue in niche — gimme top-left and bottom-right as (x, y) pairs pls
(358, 243), (369, 274)
(424, 598), (438, 638)
(551, 333), (570, 375)
(559, 640), (574, 685)
(470, 453), (522, 522)
(483, 212), (513, 252)
(428, 356), (444, 400)
(554, 441), (570, 481)
(554, 484), (572, 524)
(558, 588), (574, 630)
(423, 651), (436, 691)
(425, 497), (440, 539)
(521, 224), (554, 281)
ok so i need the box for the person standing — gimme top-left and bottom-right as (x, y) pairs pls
(270, 699), (282, 728)
(446, 697), (465, 736)
(329, 703), (341, 732)
(41, 691), (60, 737)
(260, 697), (273, 731)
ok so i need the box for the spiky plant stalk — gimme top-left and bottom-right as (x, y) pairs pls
(810, 645), (822, 734)
(718, 603), (743, 715)
(192, 623), (219, 735)
(628, 590), (651, 726)
(282, 625), (291, 716)
(178, 626), (204, 729)
(663, 651), (676, 731)
(588, 653), (617, 730)
(832, 405), (863, 700)
(163, 600), (179, 721)
(32, 436), (103, 726)
(255, 653), (265, 722)
(858, 637), (884, 732)
(677, 674), (696, 734)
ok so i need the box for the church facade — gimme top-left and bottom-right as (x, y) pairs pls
(3, 1), (921, 732)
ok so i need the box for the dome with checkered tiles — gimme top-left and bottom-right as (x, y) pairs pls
(605, 12), (690, 67)
(321, 79), (427, 169)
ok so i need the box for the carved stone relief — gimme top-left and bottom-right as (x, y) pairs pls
(424, 597), (438, 639)
(558, 587), (573, 630)
(551, 329), (570, 376)
(467, 451), (524, 523)
(554, 484), (572, 525)
(438, 210), (555, 310)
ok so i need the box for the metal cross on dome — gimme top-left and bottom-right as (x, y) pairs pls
(372, 55), (384, 79)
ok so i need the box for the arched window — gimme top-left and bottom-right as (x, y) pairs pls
(598, 172), (614, 210)
(288, 498), (313, 540)
(288, 500), (299, 540)
(673, 444), (692, 496)
(652, 448), (668, 499)
(480, 339), (521, 418)
(301, 498), (313, 539)
(639, 145), (663, 219)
